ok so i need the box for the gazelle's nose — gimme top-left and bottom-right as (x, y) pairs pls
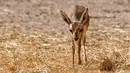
(74, 37), (78, 41)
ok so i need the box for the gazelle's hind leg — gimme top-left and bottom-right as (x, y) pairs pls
(83, 37), (87, 62)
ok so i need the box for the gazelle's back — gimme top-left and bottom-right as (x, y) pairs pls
(68, 5), (86, 21)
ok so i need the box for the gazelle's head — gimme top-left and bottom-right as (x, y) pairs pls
(60, 9), (88, 41)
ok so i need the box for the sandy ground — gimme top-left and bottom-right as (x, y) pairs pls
(0, 0), (130, 73)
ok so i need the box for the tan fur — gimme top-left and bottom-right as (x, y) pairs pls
(60, 5), (89, 67)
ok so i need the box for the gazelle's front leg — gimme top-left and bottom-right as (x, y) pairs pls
(83, 37), (87, 62)
(72, 40), (75, 67)
(78, 40), (81, 65)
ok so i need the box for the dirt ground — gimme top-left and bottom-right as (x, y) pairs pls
(0, 0), (130, 73)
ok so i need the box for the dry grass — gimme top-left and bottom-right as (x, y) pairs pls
(0, 21), (130, 73)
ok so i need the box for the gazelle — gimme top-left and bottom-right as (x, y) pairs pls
(60, 5), (90, 67)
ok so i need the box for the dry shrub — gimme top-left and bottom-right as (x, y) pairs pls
(101, 58), (113, 71)
(100, 48), (130, 71)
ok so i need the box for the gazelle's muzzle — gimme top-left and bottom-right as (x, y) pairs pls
(74, 37), (78, 41)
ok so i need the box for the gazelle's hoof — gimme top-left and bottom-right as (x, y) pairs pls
(72, 64), (75, 68)
(85, 58), (87, 62)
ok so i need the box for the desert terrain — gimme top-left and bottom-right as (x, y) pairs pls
(0, 0), (130, 73)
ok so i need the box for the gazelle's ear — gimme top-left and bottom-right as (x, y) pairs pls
(79, 8), (88, 30)
(79, 8), (87, 24)
(60, 10), (72, 25)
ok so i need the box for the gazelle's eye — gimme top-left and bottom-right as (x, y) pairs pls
(79, 29), (83, 32)
(69, 29), (72, 33)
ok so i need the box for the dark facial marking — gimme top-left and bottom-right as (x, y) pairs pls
(69, 29), (73, 33)
(79, 29), (83, 32)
